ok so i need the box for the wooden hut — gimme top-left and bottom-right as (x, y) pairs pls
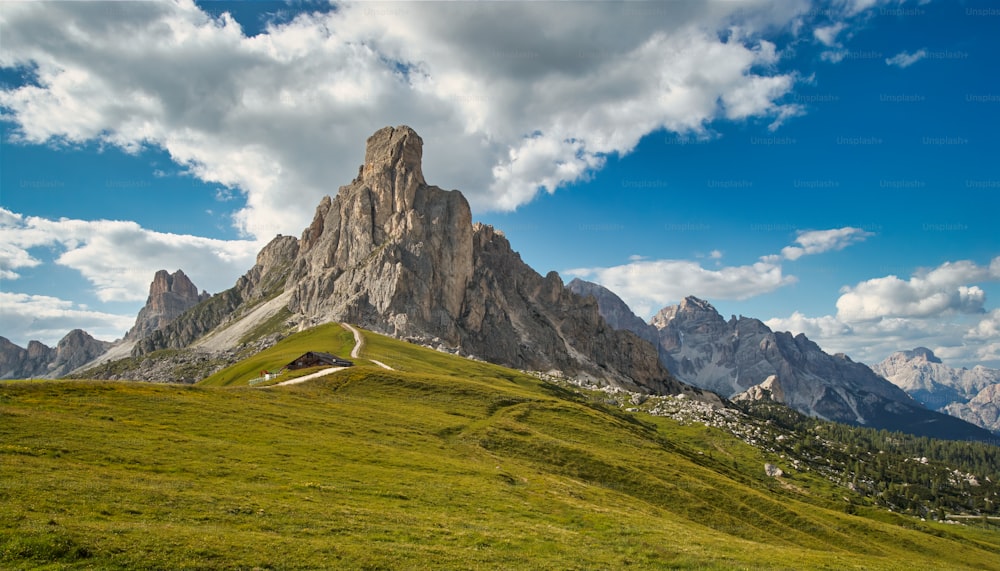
(285, 351), (353, 370)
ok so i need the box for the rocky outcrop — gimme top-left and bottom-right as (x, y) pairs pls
(129, 126), (690, 395)
(566, 278), (659, 345)
(126, 269), (209, 341)
(134, 235), (299, 355)
(554, 281), (993, 439)
(0, 330), (111, 379)
(287, 126), (474, 343)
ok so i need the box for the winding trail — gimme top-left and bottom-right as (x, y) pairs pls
(269, 323), (393, 387)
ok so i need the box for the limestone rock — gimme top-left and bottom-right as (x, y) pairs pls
(128, 125), (693, 395)
(133, 235), (299, 355)
(126, 269), (209, 341)
(566, 278), (659, 345)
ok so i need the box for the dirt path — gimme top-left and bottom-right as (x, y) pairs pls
(342, 323), (364, 359)
(270, 366), (348, 387)
(341, 323), (394, 370)
(268, 323), (392, 387)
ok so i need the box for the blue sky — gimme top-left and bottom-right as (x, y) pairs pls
(1, 0), (998, 368)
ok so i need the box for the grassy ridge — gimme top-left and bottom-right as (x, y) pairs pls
(2, 329), (999, 569)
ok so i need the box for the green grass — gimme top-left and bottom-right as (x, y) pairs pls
(2, 328), (999, 569)
(200, 322), (357, 386)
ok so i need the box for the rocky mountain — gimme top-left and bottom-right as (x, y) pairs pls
(125, 269), (210, 341)
(944, 384), (1000, 434)
(131, 126), (697, 397)
(873, 347), (1000, 409)
(569, 279), (991, 440)
(874, 348), (1000, 434)
(566, 278), (658, 345)
(0, 330), (111, 379)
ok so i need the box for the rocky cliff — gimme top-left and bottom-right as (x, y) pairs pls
(134, 235), (299, 355)
(566, 278), (659, 345)
(126, 269), (210, 341)
(0, 330), (111, 379)
(944, 384), (1000, 434)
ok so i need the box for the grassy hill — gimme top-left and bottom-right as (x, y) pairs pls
(2, 327), (999, 569)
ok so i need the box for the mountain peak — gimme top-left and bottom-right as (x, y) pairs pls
(680, 296), (716, 313)
(126, 269), (209, 341)
(901, 347), (942, 364)
(361, 125), (425, 188)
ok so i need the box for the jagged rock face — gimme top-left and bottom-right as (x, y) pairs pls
(873, 347), (1000, 410)
(281, 125), (680, 394)
(0, 330), (110, 379)
(945, 384), (1000, 434)
(566, 278), (659, 345)
(453, 226), (684, 394)
(126, 269), (209, 341)
(134, 235), (299, 355)
(874, 348), (1000, 434)
(288, 126), (473, 342)
(650, 296), (910, 416)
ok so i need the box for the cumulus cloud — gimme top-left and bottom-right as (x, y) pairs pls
(767, 257), (1000, 368)
(836, 258), (998, 321)
(0, 292), (135, 347)
(966, 309), (1000, 341)
(885, 49), (927, 68)
(781, 227), (873, 261)
(567, 258), (794, 318)
(568, 227), (871, 318)
(0, 208), (259, 302)
(0, 0), (818, 238)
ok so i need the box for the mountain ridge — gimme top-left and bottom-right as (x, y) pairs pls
(571, 279), (993, 441)
(875, 347), (1000, 434)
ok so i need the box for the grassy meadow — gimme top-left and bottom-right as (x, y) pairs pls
(2, 325), (999, 569)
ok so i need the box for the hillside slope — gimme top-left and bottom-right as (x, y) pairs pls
(2, 330), (999, 569)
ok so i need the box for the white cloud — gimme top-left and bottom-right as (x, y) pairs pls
(813, 22), (846, 47)
(568, 227), (873, 318)
(0, 0), (819, 239)
(885, 49), (927, 68)
(567, 258), (795, 318)
(781, 227), (873, 261)
(836, 258), (999, 321)
(0, 208), (260, 302)
(765, 311), (854, 339)
(966, 309), (1000, 341)
(0, 292), (135, 347)
(767, 257), (1000, 368)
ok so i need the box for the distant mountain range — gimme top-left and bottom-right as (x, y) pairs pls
(568, 279), (995, 441)
(874, 348), (1000, 434)
(4, 125), (993, 442)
